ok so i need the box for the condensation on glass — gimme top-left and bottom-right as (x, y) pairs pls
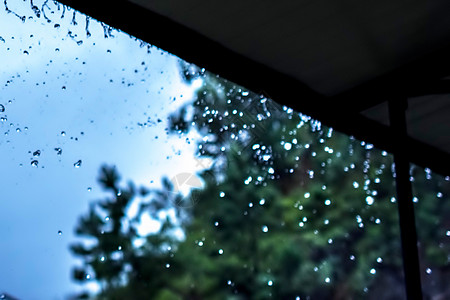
(1, 1), (446, 300)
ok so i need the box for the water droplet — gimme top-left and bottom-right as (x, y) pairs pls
(325, 277), (330, 283)
(262, 225), (269, 233)
(101, 256), (105, 262)
(58, 230), (62, 235)
(259, 198), (265, 205)
(54, 148), (62, 155)
(366, 196), (374, 205)
(87, 187), (92, 192)
(324, 199), (331, 206)
(446, 230), (450, 237)
(77, 40), (83, 45)
(426, 268), (432, 274)
(218, 249), (223, 255)
(304, 192), (310, 198)
(219, 191), (225, 198)
(350, 255), (355, 261)
(33, 150), (41, 157)
(370, 268), (376, 275)
(61, 131), (66, 136)
(284, 142), (292, 150)
(198, 241), (203, 246)
(377, 257), (383, 263)
(214, 221), (219, 226)
(74, 160), (82, 168)
(0, 104), (4, 112)
(31, 160), (38, 167)
(165, 263), (170, 268)
(267, 280), (273, 286)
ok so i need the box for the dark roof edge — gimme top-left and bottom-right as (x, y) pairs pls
(58, 0), (450, 176)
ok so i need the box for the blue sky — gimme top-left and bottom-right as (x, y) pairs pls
(0, 1), (205, 298)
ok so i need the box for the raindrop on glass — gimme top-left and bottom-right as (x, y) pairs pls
(0, 104), (4, 112)
(366, 196), (374, 205)
(370, 268), (376, 275)
(33, 150), (41, 157)
(58, 230), (62, 235)
(54, 148), (62, 155)
(74, 160), (82, 168)
(31, 160), (38, 167)
(218, 249), (223, 255)
(262, 225), (269, 233)
(267, 280), (273, 286)
(426, 268), (432, 274)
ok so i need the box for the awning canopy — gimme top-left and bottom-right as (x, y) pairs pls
(60, 0), (450, 175)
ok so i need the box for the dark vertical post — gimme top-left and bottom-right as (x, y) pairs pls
(388, 98), (423, 300)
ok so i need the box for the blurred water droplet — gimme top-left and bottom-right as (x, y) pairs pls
(54, 148), (62, 155)
(31, 160), (38, 167)
(262, 225), (269, 233)
(87, 187), (92, 192)
(426, 268), (432, 274)
(61, 131), (66, 136)
(0, 104), (4, 112)
(74, 160), (82, 168)
(58, 230), (62, 235)
(267, 280), (273, 286)
(377, 257), (383, 263)
(370, 268), (376, 275)
(219, 191), (225, 198)
(325, 277), (330, 283)
(366, 196), (374, 205)
(218, 249), (223, 255)
(33, 150), (41, 157)
(165, 263), (170, 268)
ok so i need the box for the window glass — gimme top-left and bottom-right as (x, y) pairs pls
(411, 166), (450, 299)
(0, 1), (421, 299)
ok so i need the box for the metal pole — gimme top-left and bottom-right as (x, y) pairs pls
(388, 98), (423, 300)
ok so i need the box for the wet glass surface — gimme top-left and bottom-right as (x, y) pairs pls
(1, 1), (446, 300)
(411, 166), (450, 299)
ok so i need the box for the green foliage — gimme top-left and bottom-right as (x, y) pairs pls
(71, 67), (449, 299)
